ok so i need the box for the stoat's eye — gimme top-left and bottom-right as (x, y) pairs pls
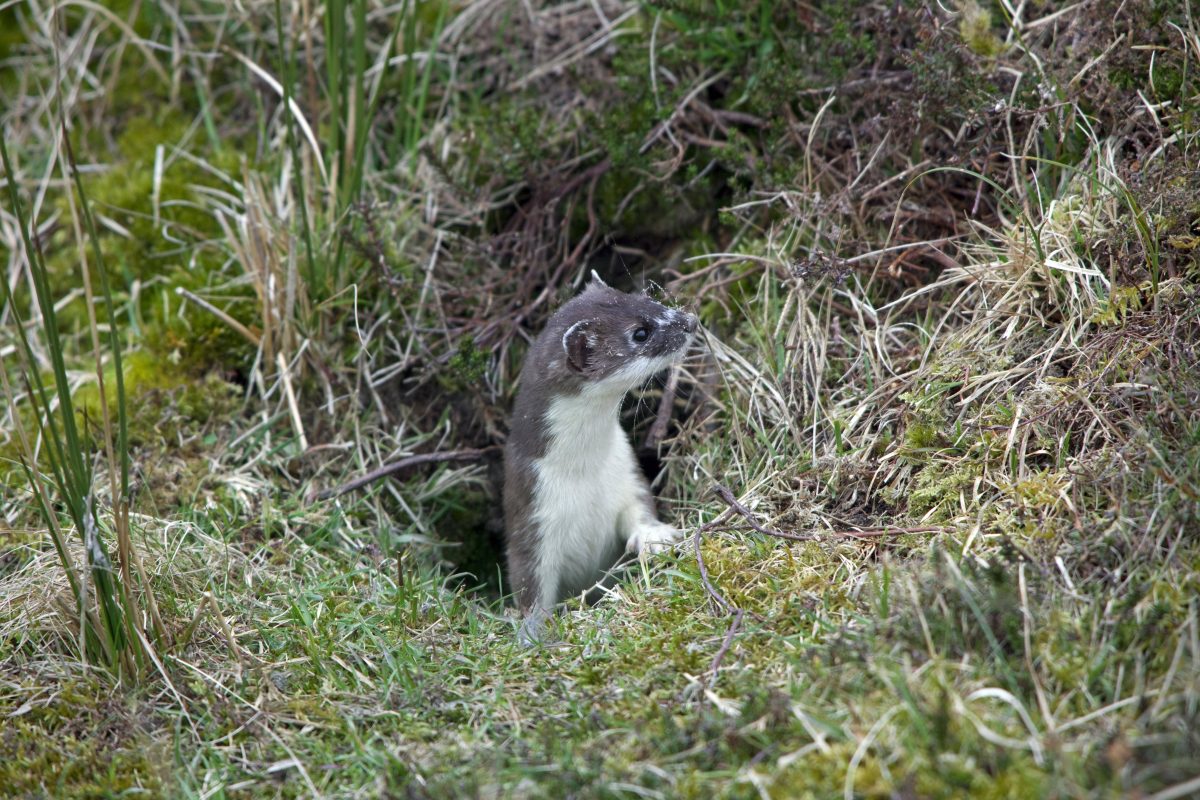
(632, 326), (650, 343)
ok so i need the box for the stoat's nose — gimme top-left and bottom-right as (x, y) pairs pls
(684, 312), (698, 334)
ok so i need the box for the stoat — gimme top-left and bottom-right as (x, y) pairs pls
(503, 275), (697, 643)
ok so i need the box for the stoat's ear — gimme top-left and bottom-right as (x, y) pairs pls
(588, 269), (609, 288)
(563, 319), (597, 374)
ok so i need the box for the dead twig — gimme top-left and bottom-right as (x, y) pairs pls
(694, 505), (736, 615)
(708, 608), (744, 688)
(311, 447), (499, 502)
(643, 366), (681, 452)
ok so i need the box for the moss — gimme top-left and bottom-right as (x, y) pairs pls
(914, 757), (1047, 799)
(1090, 285), (1144, 326)
(1006, 469), (1070, 509)
(767, 743), (891, 799)
(958, 1), (1004, 58)
(0, 349), (240, 520)
(71, 351), (239, 450)
(0, 722), (165, 798)
(904, 422), (944, 453)
(0, 682), (167, 798)
(82, 117), (223, 271)
(32, 112), (261, 376)
(906, 461), (981, 518)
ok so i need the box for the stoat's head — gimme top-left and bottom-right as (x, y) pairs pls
(552, 273), (697, 392)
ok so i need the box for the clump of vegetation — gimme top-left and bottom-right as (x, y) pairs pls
(2, 0), (1199, 797)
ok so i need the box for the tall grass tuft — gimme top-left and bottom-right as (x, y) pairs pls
(0, 132), (160, 679)
(272, 0), (447, 298)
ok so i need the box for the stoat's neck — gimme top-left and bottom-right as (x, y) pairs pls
(541, 385), (627, 471)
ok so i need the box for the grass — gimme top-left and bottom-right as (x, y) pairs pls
(2, 0), (1199, 797)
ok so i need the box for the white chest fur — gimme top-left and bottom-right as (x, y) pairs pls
(530, 386), (644, 607)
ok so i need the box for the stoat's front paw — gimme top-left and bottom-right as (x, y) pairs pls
(627, 522), (684, 556)
(517, 607), (552, 647)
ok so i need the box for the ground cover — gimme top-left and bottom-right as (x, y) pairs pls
(2, 1), (1199, 797)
